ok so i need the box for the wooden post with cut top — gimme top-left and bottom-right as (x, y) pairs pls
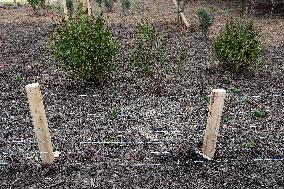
(63, 0), (69, 21)
(202, 89), (226, 159)
(86, 0), (92, 16)
(25, 83), (54, 165)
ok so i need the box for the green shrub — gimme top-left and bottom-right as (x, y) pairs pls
(96, 0), (113, 11)
(244, 96), (253, 104)
(131, 18), (168, 75)
(213, 19), (261, 71)
(197, 9), (214, 37)
(66, 0), (74, 13)
(49, 13), (117, 82)
(96, 0), (103, 7)
(251, 108), (266, 118)
(104, 0), (114, 12)
(230, 87), (241, 95)
(121, 0), (131, 12)
(27, 0), (45, 12)
(244, 140), (256, 148)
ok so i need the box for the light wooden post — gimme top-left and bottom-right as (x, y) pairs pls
(202, 89), (226, 159)
(86, 0), (92, 16)
(171, 0), (190, 28)
(25, 83), (54, 165)
(63, 0), (69, 21)
(45, 0), (49, 6)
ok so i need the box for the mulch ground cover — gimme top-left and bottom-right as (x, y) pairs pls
(0, 3), (283, 188)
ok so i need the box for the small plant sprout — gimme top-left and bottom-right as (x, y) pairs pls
(164, 65), (172, 74)
(244, 140), (257, 148)
(111, 109), (118, 119)
(251, 108), (266, 118)
(15, 75), (23, 82)
(223, 117), (232, 124)
(197, 9), (214, 38)
(202, 95), (209, 103)
(223, 78), (232, 84)
(230, 87), (241, 95)
(244, 96), (253, 104)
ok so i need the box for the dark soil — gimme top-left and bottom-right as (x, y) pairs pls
(0, 4), (284, 189)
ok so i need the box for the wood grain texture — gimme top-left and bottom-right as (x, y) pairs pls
(202, 89), (226, 159)
(25, 83), (54, 165)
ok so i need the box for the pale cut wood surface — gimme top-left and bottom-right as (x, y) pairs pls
(202, 89), (226, 158)
(25, 83), (54, 165)
(63, 0), (68, 20)
(86, 0), (92, 16)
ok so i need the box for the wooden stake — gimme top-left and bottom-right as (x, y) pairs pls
(45, 0), (49, 6)
(86, 0), (92, 16)
(63, 0), (69, 21)
(202, 89), (226, 159)
(25, 83), (54, 165)
(171, 0), (190, 28)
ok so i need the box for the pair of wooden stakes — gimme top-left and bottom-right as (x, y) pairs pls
(25, 83), (226, 165)
(62, 0), (93, 21)
(62, 0), (190, 27)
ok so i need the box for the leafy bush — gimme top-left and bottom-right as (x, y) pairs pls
(49, 13), (117, 82)
(131, 19), (190, 95)
(131, 18), (168, 75)
(121, 0), (131, 12)
(27, 0), (45, 12)
(96, 0), (103, 7)
(96, 0), (113, 12)
(66, 0), (74, 13)
(213, 19), (261, 71)
(197, 9), (214, 37)
(104, 0), (114, 12)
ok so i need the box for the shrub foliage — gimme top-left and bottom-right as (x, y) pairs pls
(197, 9), (214, 37)
(213, 19), (261, 71)
(131, 18), (168, 75)
(104, 0), (114, 12)
(49, 13), (117, 82)
(95, 0), (114, 12)
(121, 0), (131, 12)
(27, 0), (45, 12)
